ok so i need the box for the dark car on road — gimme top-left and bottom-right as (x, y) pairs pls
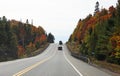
(58, 45), (63, 50)
(59, 41), (63, 45)
(58, 46), (62, 50)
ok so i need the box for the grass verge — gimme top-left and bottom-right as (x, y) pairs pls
(26, 43), (49, 57)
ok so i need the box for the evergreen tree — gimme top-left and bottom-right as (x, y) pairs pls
(94, 1), (100, 14)
(6, 21), (18, 58)
(94, 20), (114, 60)
(47, 33), (55, 43)
(117, 0), (120, 20)
(26, 19), (29, 24)
(87, 30), (97, 56)
(116, 0), (120, 34)
(0, 16), (18, 61)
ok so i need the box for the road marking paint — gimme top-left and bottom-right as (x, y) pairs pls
(13, 50), (56, 76)
(63, 51), (83, 76)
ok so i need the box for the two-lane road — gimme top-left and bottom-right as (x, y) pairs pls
(0, 44), (111, 76)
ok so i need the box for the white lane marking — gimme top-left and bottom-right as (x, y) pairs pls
(13, 48), (56, 76)
(63, 51), (83, 76)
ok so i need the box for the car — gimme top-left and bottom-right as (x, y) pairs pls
(59, 41), (63, 45)
(58, 46), (62, 50)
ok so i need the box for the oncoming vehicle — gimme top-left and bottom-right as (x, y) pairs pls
(59, 41), (63, 45)
(58, 41), (63, 50)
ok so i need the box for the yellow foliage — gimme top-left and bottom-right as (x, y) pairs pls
(111, 35), (120, 58)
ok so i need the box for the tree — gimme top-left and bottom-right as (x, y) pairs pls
(94, 1), (100, 15)
(6, 21), (18, 58)
(47, 33), (55, 43)
(17, 45), (25, 57)
(100, 8), (108, 16)
(109, 6), (116, 17)
(86, 29), (97, 56)
(0, 16), (8, 61)
(0, 16), (18, 60)
(0, 16), (48, 61)
(116, 0), (120, 34)
(26, 19), (29, 24)
(117, 0), (120, 19)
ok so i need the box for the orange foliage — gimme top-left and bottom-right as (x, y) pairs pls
(17, 45), (25, 56)
(111, 36), (120, 49)
(34, 34), (47, 44)
(78, 17), (96, 40)
(34, 36), (40, 43)
(27, 42), (35, 48)
(32, 26), (37, 33)
(86, 17), (97, 29)
(76, 32), (80, 41)
(100, 14), (111, 21)
(40, 34), (47, 42)
(110, 36), (120, 58)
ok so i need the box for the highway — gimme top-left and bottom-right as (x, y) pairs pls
(0, 43), (111, 76)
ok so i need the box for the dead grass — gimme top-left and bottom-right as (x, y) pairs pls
(93, 60), (120, 74)
(31, 43), (49, 56)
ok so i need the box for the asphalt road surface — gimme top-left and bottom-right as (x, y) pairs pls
(0, 43), (112, 76)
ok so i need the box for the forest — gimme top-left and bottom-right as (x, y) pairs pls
(68, 0), (120, 65)
(0, 17), (55, 61)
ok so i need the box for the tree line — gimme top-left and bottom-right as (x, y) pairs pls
(68, 0), (120, 65)
(0, 17), (55, 61)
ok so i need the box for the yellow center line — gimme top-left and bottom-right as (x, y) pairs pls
(13, 50), (56, 76)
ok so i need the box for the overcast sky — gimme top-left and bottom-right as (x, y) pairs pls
(0, 0), (117, 43)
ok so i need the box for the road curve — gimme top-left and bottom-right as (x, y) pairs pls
(0, 43), (112, 76)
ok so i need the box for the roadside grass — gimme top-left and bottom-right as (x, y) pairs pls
(93, 60), (120, 74)
(19, 43), (49, 58)
(66, 42), (80, 54)
(26, 43), (49, 57)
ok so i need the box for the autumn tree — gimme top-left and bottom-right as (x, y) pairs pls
(67, 0), (120, 64)
(0, 16), (48, 61)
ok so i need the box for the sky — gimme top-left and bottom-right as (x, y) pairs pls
(0, 0), (118, 43)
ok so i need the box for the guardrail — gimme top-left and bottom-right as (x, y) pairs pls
(66, 44), (90, 64)
(71, 52), (90, 63)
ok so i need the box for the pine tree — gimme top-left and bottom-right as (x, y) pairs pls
(116, 0), (120, 35)
(0, 16), (18, 60)
(6, 21), (18, 58)
(94, 1), (100, 15)
(26, 19), (29, 24)
(47, 33), (55, 43)
(117, 0), (120, 20)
